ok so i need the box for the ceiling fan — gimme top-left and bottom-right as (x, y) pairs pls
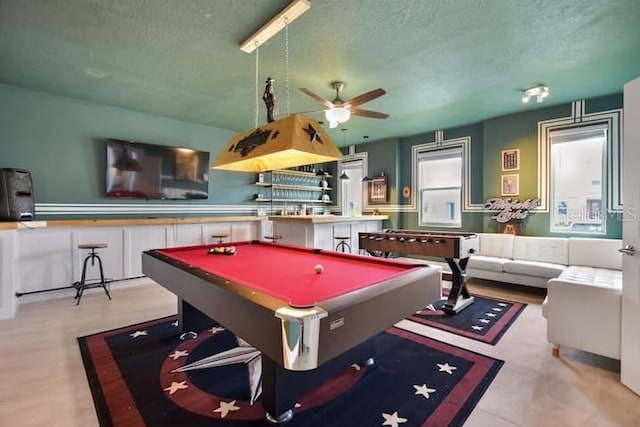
(299, 81), (389, 128)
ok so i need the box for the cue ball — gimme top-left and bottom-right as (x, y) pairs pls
(314, 264), (324, 274)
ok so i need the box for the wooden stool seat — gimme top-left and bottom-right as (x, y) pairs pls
(264, 235), (283, 243)
(78, 243), (108, 250)
(211, 234), (229, 244)
(334, 236), (352, 253)
(75, 243), (111, 305)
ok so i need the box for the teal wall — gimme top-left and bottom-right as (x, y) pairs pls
(0, 83), (624, 238)
(357, 94), (623, 238)
(0, 83), (258, 214)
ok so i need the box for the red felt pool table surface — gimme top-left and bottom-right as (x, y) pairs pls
(155, 241), (421, 307)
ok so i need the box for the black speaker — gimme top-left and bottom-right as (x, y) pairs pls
(0, 168), (34, 221)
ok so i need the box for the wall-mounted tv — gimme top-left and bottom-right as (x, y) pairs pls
(105, 139), (210, 200)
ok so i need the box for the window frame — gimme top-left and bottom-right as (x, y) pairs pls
(549, 123), (608, 235)
(417, 146), (463, 228)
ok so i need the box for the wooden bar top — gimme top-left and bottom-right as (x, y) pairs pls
(268, 215), (388, 224)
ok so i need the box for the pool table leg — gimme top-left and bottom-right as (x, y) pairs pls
(178, 297), (215, 339)
(260, 338), (376, 424)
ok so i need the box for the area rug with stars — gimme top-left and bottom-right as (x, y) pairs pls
(409, 293), (527, 345)
(78, 316), (503, 426)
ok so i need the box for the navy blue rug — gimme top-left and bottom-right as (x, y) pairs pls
(78, 317), (503, 426)
(409, 293), (527, 345)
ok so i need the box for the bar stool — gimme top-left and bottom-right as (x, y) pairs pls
(264, 235), (283, 243)
(74, 243), (111, 305)
(334, 236), (352, 253)
(211, 234), (229, 244)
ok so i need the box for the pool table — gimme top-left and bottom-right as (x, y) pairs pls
(142, 241), (441, 423)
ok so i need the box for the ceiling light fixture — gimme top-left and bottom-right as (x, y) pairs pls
(239, 0), (311, 54)
(325, 107), (351, 129)
(213, 4), (342, 172)
(521, 85), (550, 103)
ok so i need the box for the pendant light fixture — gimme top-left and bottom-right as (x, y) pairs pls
(212, 1), (342, 172)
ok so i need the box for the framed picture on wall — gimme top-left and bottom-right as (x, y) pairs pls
(368, 175), (388, 204)
(501, 174), (519, 196)
(501, 149), (520, 171)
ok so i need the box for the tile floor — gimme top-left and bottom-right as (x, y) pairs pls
(0, 278), (638, 426)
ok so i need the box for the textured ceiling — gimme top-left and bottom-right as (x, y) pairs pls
(1, 0), (639, 146)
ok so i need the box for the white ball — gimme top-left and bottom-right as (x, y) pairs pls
(314, 264), (324, 274)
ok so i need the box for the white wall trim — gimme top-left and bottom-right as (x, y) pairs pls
(35, 203), (257, 216)
(411, 133), (484, 213)
(538, 100), (623, 213)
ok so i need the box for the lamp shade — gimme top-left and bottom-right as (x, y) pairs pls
(212, 114), (343, 172)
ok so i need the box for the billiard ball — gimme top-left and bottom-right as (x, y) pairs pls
(314, 264), (324, 274)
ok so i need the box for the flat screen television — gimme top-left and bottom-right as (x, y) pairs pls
(105, 139), (210, 200)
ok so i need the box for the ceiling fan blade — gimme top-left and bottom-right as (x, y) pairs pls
(299, 88), (334, 108)
(291, 109), (325, 115)
(350, 108), (389, 119)
(345, 88), (386, 108)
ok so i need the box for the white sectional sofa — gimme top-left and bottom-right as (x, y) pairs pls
(465, 233), (623, 359)
(544, 238), (623, 360)
(466, 234), (568, 288)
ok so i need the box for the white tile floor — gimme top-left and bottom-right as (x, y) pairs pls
(0, 279), (639, 426)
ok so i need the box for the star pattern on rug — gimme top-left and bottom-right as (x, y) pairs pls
(437, 362), (457, 374)
(486, 313), (497, 317)
(471, 325), (484, 331)
(413, 384), (436, 399)
(172, 320), (179, 327)
(209, 326), (225, 334)
(130, 330), (147, 338)
(213, 400), (240, 418)
(491, 307), (503, 312)
(382, 411), (408, 426)
(498, 303), (508, 307)
(168, 350), (189, 360)
(479, 318), (491, 324)
(351, 363), (361, 371)
(164, 380), (188, 395)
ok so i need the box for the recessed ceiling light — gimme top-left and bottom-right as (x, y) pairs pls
(521, 85), (550, 103)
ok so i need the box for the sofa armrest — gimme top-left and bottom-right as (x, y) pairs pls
(546, 277), (621, 359)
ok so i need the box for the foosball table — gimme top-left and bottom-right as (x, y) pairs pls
(359, 230), (479, 314)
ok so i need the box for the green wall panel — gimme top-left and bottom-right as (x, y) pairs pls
(0, 84), (258, 208)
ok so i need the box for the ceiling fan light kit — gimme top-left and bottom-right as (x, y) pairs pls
(521, 85), (550, 103)
(325, 107), (351, 128)
(300, 81), (389, 127)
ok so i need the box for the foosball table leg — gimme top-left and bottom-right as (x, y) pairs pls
(442, 257), (474, 314)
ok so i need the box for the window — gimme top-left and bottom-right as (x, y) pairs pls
(339, 159), (364, 216)
(417, 147), (462, 227)
(550, 124), (606, 234)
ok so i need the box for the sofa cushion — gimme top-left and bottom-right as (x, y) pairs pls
(503, 260), (567, 278)
(512, 236), (568, 265)
(568, 238), (623, 270)
(466, 255), (510, 272)
(556, 265), (622, 288)
(478, 233), (514, 258)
